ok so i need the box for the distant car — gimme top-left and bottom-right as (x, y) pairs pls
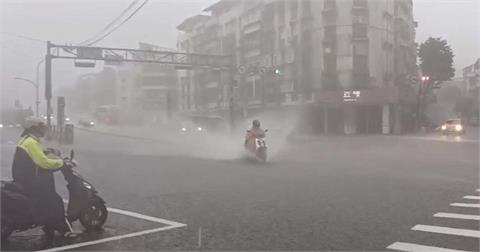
(41, 114), (55, 121)
(78, 119), (95, 128)
(440, 118), (466, 135)
(178, 116), (227, 134)
(179, 121), (205, 134)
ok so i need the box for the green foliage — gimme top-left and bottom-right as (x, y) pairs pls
(418, 37), (455, 83)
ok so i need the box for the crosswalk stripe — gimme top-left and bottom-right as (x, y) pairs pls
(387, 242), (467, 252)
(412, 225), (480, 238)
(434, 212), (480, 221)
(464, 195), (480, 200)
(450, 203), (480, 208)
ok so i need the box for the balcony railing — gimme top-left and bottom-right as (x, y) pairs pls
(324, 0), (336, 9)
(352, 0), (369, 15)
(353, 0), (368, 8)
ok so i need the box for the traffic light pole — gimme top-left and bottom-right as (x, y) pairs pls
(42, 42), (233, 134)
(35, 59), (45, 117)
(416, 76), (430, 131)
(229, 67), (236, 134)
(45, 41), (53, 130)
(416, 83), (423, 131)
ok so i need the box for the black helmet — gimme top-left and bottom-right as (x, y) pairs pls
(252, 119), (260, 128)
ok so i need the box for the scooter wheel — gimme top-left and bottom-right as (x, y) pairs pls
(79, 200), (107, 231)
(1, 223), (12, 243)
(256, 148), (267, 162)
(42, 226), (55, 248)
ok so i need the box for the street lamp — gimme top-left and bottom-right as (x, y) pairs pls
(14, 77), (39, 117)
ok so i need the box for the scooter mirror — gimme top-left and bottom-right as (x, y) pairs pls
(70, 150), (74, 160)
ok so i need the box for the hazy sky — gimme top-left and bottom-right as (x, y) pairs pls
(1, 0), (479, 109)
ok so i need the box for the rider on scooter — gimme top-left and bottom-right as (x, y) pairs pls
(244, 119), (266, 151)
(11, 116), (77, 238)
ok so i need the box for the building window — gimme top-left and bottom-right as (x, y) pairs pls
(225, 19), (236, 34)
(290, 0), (298, 21)
(353, 55), (368, 73)
(323, 73), (338, 90)
(324, 25), (336, 42)
(353, 41), (368, 56)
(352, 24), (368, 39)
(324, 55), (337, 74)
(324, 0), (336, 9)
(277, 0), (285, 24)
(302, 0), (312, 17)
(353, 0), (368, 8)
(352, 14), (368, 24)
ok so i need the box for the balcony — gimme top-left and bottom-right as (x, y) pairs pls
(352, 0), (368, 8)
(323, 0), (337, 16)
(395, 0), (410, 15)
(324, 0), (336, 10)
(352, 0), (369, 14)
(382, 41), (393, 51)
(243, 23), (261, 35)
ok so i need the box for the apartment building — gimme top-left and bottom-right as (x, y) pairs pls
(176, 0), (417, 134)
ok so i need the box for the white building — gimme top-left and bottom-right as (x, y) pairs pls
(177, 0), (417, 134)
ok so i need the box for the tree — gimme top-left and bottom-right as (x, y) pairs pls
(455, 96), (475, 119)
(418, 37), (455, 84)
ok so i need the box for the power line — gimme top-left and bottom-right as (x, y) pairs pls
(78, 0), (141, 46)
(1, 32), (46, 44)
(0, 40), (44, 60)
(86, 0), (150, 46)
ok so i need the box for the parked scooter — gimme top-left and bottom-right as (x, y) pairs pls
(1, 150), (107, 246)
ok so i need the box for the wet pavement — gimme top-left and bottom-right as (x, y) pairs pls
(1, 126), (478, 251)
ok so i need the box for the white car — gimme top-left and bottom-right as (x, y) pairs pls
(440, 118), (466, 135)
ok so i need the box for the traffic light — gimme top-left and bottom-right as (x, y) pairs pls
(273, 68), (281, 75)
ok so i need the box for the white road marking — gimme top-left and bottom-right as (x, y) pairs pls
(62, 199), (186, 227)
(450, 203), (480, 208)
(463, 195), (480, 200)
(49, 200), (187, 251)
(106, 207), (186, 227)
(37, 225), (182, 252)
(412, 224), (480, 238)
(387, 242), (467, 252)
(434, 212), (480, 221)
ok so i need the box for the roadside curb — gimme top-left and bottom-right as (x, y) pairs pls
(75, 127), (156, 142)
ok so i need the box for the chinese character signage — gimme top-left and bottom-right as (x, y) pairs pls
(343, 90), (361, 102)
